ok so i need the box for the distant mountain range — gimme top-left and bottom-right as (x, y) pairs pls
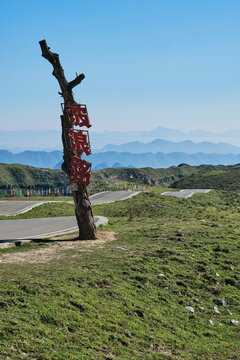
(97, 139), (240, 154)
(1, 149), (240, 171)
(0, 130), (62, 153)
(92, 127), (240, 148)
(1, 127), (240, 152)
(86, 152), (240, 170)
(0, 150), (62, 169)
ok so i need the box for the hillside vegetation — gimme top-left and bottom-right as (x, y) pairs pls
(0, 162), (199, 189)
(90, 164), (236, 187)
(173, 164), (240, 190)
(0, 188), (239, 359)
(0, 163), (68, 188)
(1, 163), (240, 195)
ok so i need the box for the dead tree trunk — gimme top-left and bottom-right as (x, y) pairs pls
(39, 39), (96, 240)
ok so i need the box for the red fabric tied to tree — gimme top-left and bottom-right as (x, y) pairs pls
(68, 129), (91, 156)
(71, 156), (91, 186)
(66, 102), (92, 128)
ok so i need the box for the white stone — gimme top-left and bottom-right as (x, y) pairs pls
(185, 306), (194, 313)
(113, 246), (127, 251)
(217, 299), (226, 306)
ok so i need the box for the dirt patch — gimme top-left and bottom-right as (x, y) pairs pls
(150, 343), (184, 359)
(0, 231), (117, 264)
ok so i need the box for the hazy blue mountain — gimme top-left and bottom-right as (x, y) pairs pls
(53, 151), (240, 170)
(91, 127), (240, 148)
(0, 130), (62, 152)
(91, 162), (110, 171)
(87, 151), (240, 169)
(98, 139), (240, 154)
(2, 148), (240, 171)
(0, 150), (62, 169)
(2, 127), (240, 152)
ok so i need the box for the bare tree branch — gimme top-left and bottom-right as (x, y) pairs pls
(39, 39), (85, 104)
(68, 73), (85, 90)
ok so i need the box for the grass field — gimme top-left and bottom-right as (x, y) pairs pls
(0, 188), (239, 359)
(172, 164), (240, 190)
(2, 162), (236, 195)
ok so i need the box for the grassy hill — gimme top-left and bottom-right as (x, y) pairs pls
(0, 188), (239, 359)
(0, 163), (68, 189)
(91, 164), (226, 186)
(1, 162), (240, 196)
(172, 164), (240, 190)
(0, 163), (200, 190)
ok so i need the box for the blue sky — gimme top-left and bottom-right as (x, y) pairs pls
(0, 0), (240, 133)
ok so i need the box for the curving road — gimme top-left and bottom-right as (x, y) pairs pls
(0, 201), (53, 216)
(0, 191), (139, 243)
(0, 216), (107, 243)
(161, 189), (211, 198)
(0, 191), (140, 216)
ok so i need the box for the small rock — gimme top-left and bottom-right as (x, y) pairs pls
(134, 309), (144, 318)
(185, 306), (194, 313)
(215, 272), (220, 277)
(208, 320), (214, 325)
(113, 246), (127, 251)
(216, 298), (226, 306)
(213, 306), (220, 314)
(230, 319), (239, 326)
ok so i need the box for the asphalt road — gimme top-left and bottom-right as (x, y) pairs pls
(0, 201), (48, 216)
(0, 216), (109, 242)
(161, 189), (211, 198)
(0, 191), (140, 216)
(0, 191), (139, 242)
(89, 191), (140, 205)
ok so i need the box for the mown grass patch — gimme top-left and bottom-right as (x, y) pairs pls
(0, 188), (239, 359)
(0, 202), (75, 220)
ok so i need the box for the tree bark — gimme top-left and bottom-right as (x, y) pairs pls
(39, 39), (96, 240)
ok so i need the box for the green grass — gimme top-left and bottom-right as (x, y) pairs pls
(90, 164), (233, 187)
(0, 188), (239, 359)
(0, 202), (75, 220)
(2, 162), (238, 195)
(172, 164), (240, 190)
(0, 163), (68, 188)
